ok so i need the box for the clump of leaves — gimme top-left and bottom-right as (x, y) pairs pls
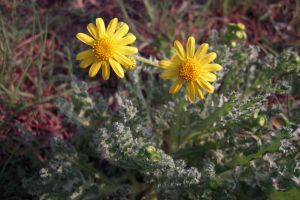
(23, 26), (300, 199)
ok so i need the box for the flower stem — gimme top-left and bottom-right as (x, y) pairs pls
(169, 93), (186, 153)
(66, 156), (118, 186)
(131, 54), (163, 69)
(180, 127), (221, 144)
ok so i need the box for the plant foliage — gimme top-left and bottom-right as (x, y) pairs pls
(22, 27), (300, 200)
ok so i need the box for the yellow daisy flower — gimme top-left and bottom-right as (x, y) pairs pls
(159, 37), (222, 101)
(76, 18), (138, 79)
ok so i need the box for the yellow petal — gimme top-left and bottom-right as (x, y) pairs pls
(116, 35), (136, 47)
(87, 23), (99, 40)
(199, 52), (217, 65)
(174, 40), (186, 60)
(102, 61), (110, 80)
(160, 70), (179, 79)
(186, 37), (195, 59)
(170, 55), (177, 61)
(114, 52), (132, 68)
(201, 64), (222, 72)
(194, 43), (209, 62)
(89, 60), (102, 77)
(96, 18), (106, 38)
(79, 56), (97, 68)
(109, 58), (124, 78)
(112, 25), (129, 41)
(76, 33), (95, 46)
(195, 82), (204, 99)
(197, 77), (214, 93)
(200, 72), (216, 82)
(170, 55), (182, 66)
(116, 46), (138, 54)
(106, 18), (118, 38)
(76, 49), (94, 60)
(158, 60), (180, 71)
(186, 81), (195, 101)
(169, 77), (184, 94)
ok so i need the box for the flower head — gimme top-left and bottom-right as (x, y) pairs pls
(158, 37), (222, 101)
(76, 18), (138, 79)
(123, 56), (136, 70)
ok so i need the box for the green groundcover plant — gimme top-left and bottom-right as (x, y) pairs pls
(22, 18), (300, 200)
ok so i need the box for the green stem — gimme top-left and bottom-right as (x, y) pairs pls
(126, 171), (153, 200)
(169, 92), (178, 153)
(287, 76), (292, 119)
(168, 78), (177, 153)
(157, 123), (163, 148)
(243, 71), (266, 99)
(180, 127), (221, 144)
(181, 93), (237, 144)
(66, 156), (118, 187)
(219, 70), (233, 95)
(200, 92), (212, 116)
(237, 133), (270, 140)
(241, 66), (251, 101)
(169, 94), (186, 153)
(131, 54), (163, 69)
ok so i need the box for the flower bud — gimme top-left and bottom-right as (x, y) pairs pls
(242, 31), (247, 39)
(234, 31), (244, 40)
(253, 116), (266, 127)
(230, 41), (236, 48)
(123, 56), (136, 70)
(141, 146), (160, 161)
(290, 54), (300, 64)
(115, 22), (127, 32)
(145, 146), (156, 154)
(252, 112), (258, 119)
(237, 23), (245, 30)
(207, 178), (223, 190)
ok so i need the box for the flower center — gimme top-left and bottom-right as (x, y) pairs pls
(179, 58), (201, 82)
(93, 37), (116, 61)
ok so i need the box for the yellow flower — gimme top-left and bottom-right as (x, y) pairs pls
(76, 18), (138, 79)
(158, 37), (222, 101)
(123, 56), (136, 70)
